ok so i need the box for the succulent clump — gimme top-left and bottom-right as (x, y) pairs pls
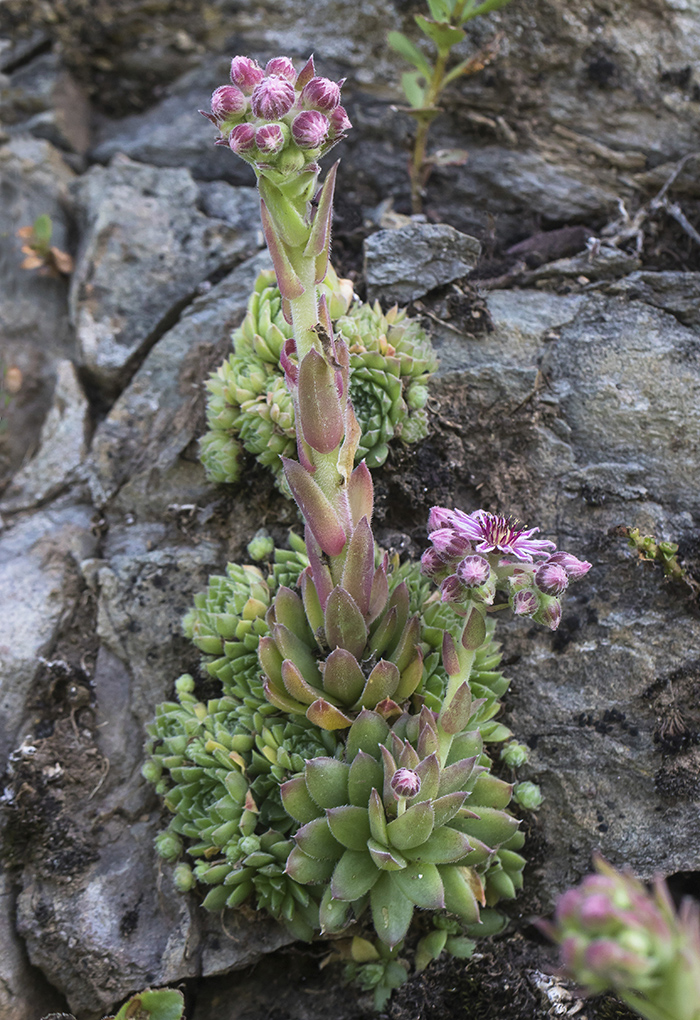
(199, 269), (438, 486)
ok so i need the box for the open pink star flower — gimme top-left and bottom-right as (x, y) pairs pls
(434, 508), (557, 563)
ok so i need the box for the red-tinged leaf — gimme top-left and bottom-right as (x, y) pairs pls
(341, 516), (375, 617)
(417, 712), (438, 760)
(319, 884), (351, 933)
(259, 200), (305, 300)
(394, 646), (423, 701)
(304, 526), (333, 610)
(385, 583), (409, 653)
(367, 561), (389, 625)
(324, 587), (368, 659)
(403, 827), (473, 864)
(368, 787), (389, 844)
(346, 710), (390, 762)
(439, 681), (472, 735)
(390, 615), (421, 673)
(393, 861), (445, 909)
(367, 838), (407, 872)
(368, 605), (397, 659)
(274, 586), (311, 639)
(281, 776), (322, 824)
(326, 805), (371, 850)
(300, 569), (325, 640)
(298, 348), (344, 454)
(432, 791), (468, 827)
(306, 698), (353, 730)
(337, 398), (362, 484)
(467, 773), (513, 811)
(296, 54), (315, 90)
(331, 849), (380, 901)
(281, 658), (321, 705)
(323, 647), (366, 705)
(294, 816), (344, 860)
(387, 801), (435, 850)
(440, 865), (482, 923)
(442, 631), (460, 676)
(414, 753), (440, 802)
(305, 756), (350, 809)
(379, 744), (397, 807)
(462, 605), (486, 650)
(370, 872), (414, 947)
(359, 659), (400, 710)
(374, 698), (403, 721)
(304, 161), (338, 260)
(283, 457), (347, 557)
(347, 461), (374, 526)
(258, 635), (284, 691)
(285, 844), (336, 884)
(397, 742), (419, 770)
(272, 623), (322, 685)
(262, 679), (306, 715)
(348, 751), (384, 808)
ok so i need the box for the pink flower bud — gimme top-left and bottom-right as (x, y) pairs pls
(255, 123), (286, 154)
(430, 528), (472, 560)
(580, 893), (617, 929)
(512, 589), (539, 617)
(547, 551), (592, 580)
(535, 562), (569, 596)
(211, 85), (247, 121)
(265, 57), (297, 82)
(328, 105), (352, 138)
(251, 76), (295, 120)
(427, 506), (456, 533)
(456, 555), (491, 588)
(539, 597), (562, 631)
(291, 110), (329, 149)
(391, 767), (422, 799)
(421, 547), (445, 578)
(229, 123), (256, 154)
(441, 574), (466, 603)
(230, 56), (264, 93)
(302, 76), (341, 111)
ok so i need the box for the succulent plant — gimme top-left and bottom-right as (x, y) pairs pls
(199, 269), (438, 486)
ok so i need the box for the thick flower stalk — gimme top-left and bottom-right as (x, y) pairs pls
(543, 857), (700, 1020)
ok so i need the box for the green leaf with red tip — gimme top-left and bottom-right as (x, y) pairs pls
(397, 743), (420, 770)
(341, 516), (375, 617)
(417, 714), (438, 759)
(285, 845), (336, 884)
(379, 744), (397, 805)
(281, 775), (322, 824)
(348, 751), (384, 807)
(323, 648), (366, 704)
(331, 849), (380, 901)
(384, 583), (409, 652)
(273, 586), (310, 638)
(272, 623), (321, 685)
(440, 865), (483, 923)
(370, 872), (414, 947)
(368, 787), (389, 844)
(282, 658), (321, 705)
(294, 816), (344, 860)
(304, 161), (338, 277)
(259, 200), (305, 300)
(393, 861), (445, 909)
(439, 681), (472, 735)
(337, 397), (362, 485)
(326, 805), (371, 850)
(462, 605), (486, 650)
(324, 587), (368, 659)
(442, 630), (461, 676)
(390, 616), (421, 672)
(394, 647), (424, 701)
(368, 606), (397, 658)
(300, 570), (325, 639)
(403, 826), (473, 864)
(263, 679), (307, 715)
(319, 884), (351, 933)
(298, 348), (344, 454)
(414, 752), (440, 802)
(450, 806), (520, 846)
(348, 461), (374, 526)
(432, 792), (468, 827)
(386, 801), (435, 850)
(306, 698), (353, 730)
(360, 659), (400, 709)
(368, 562), (389, 625)
(368, 838), (408, 871)
(346, 710), (390, 761)
(468, 773), (513, 810)
(304, 526), (333, 609)
(282, 457), (348, 557)
(305, 756), (350, 808)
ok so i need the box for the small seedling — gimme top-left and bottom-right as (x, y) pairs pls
(17, 213), (73, 277)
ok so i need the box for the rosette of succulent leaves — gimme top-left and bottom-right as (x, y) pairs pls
(200, 266), (438, 489)
(144, 53), (590, 1010)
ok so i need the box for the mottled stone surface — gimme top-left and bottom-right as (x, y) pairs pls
(364, 223), (481, 304)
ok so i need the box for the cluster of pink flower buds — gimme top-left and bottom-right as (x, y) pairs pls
(202, 55), (351, 174)
(421, 507), (591, 630)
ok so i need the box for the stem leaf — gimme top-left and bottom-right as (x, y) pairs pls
(415, 15), (465, 52)
(387, 30), (432, 80)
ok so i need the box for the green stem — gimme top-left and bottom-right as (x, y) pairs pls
(437, 646), (476, 766)
(410, 47), (451, 214)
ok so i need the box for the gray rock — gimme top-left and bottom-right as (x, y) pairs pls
(364, 223), (481, 304)
(1, 360), (90, 513)
(0, 51), (92, 154)
(0, 504), (97, 762)
(530, 244), (641, 282)
(70, 157), (262, 395)
(0, 872), (64, 1020)
(86, 248), (270, 509)
(607, 270), (700, 328)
